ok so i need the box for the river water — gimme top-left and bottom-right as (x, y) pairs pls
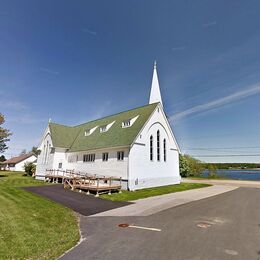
(203, 169), (260, 181)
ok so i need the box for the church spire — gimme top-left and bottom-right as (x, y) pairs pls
(149, 61), (163, 107)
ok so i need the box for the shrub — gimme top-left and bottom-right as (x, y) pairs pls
(23, 162), (36, 176)
(179, 155), (190, 177)
(179, 154), (204, 177)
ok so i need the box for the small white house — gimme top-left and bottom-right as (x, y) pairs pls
(36, 62), (181, 190)
(2, 153), (37, 172)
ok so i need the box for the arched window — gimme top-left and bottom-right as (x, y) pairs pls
(42, 144), (46, 164)
(157, 130), (160, 161)
(163, 139), (166, 162)
(150, 135), (153, 161)
(45, 141), (49, 164)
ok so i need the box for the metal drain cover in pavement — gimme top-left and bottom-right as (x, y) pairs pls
(197, 222), (211, 228)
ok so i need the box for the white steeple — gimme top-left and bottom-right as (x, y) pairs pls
(149, 61), (163, 107)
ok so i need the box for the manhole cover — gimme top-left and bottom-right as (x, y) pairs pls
(197, 222), (211, 228)
(118, 223), (129, 228)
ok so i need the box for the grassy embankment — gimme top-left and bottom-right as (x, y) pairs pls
(101, 182), (211, 202)
(0, 171), (79, 260)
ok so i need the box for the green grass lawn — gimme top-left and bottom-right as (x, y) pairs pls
(101, 182), (211, 202)
(0, 171), (79, 260)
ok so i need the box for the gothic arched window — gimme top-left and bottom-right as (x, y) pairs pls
(150, 135), (153, 161)
(157, 130), (160, 161)
(163, 139), (166, 162)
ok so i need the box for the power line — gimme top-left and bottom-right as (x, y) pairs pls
(183, 146), (260, 150)
(192, 154), (260, 157)
(179, 128), (260, 141)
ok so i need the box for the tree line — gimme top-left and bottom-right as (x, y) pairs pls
(179, 154), (260, 178)
(202, 162), (260, 169)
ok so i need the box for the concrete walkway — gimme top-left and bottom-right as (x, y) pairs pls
(91, 185), (237, 217)
(182, 178), (260, 188)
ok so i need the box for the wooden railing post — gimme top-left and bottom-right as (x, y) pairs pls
(95, 178), (99, 197)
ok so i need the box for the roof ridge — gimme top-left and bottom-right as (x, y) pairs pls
(49, 122), (73, 128)
(74, 102), (159, 128)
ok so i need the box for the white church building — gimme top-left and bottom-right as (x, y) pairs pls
(36, 63), (181, 190)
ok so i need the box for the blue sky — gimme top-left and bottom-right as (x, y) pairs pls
(1, 0), (260, 162)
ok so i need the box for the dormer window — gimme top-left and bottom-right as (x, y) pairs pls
(122, 115), (139, 128)
(100, 121), (115, 133)
(84, 126), (98, 136)
(122, 120), (131, 128)
(84, 129), (90, 136)
(100, 125), (107, 133)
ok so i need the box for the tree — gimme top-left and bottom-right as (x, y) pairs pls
(179, 155), (190, 177)
(186, 155), (204, 177)
(0, 114), (11, 153)
(0, 155), (6, 162)
(23, 162), (36, 176)
(208, 164), (218, 178)
(20, 149), (27, 155)
(179, 154), (204, 177)
(31, 146), (40, 156)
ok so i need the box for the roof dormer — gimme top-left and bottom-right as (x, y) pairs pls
(84, 126), (98, 136)
(100, 121), (115, 133)
(122, 115), (139, 128)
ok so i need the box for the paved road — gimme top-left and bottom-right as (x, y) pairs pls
(25, 185), (131, 216)
(183, 178), (260, 188)
(61, 187), (260, 260)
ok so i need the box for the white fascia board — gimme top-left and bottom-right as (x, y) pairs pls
(130, 103), (181, 153)
(158, 103), (181, 153)
(130, 104), (158, 148)
(37, 124), (52, 150)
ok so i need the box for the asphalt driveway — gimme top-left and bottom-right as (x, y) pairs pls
(61, 187), (260, 260)
(25, 184), (131, 216)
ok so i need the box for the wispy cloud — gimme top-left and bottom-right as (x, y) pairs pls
(172, 46), (186, 52)
(81, 28), (97, 36)
(203, 21), (217, 28)
(76, 101), (113, 125)
(0, 100), (28, 111)
(7, 115), (46, 124)
(40, 67), (59, 75)
(170, 83), (260, 121)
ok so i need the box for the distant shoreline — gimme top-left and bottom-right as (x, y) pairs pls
(205, 168), (260, 171)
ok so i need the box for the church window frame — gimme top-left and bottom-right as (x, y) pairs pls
(117, 151), (124, 161)
(163, 138), (166, 162)
(157, 130), (160, 161)
(83, 154), (95, 162)
(150, 135), (153, 161)
(102, 152), (109, 161)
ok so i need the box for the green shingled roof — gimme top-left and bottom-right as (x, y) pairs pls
(49, 103), (158, 152)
